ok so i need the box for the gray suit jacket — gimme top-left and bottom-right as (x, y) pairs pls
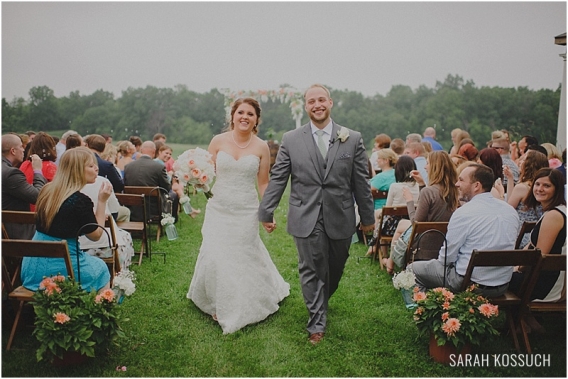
(259, 122), (374, 239)
(123, 155), (171, 222)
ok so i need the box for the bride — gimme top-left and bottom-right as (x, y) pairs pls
(187, 97), (290, 334)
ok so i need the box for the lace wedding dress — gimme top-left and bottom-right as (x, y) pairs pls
(187, 151), (290, 334)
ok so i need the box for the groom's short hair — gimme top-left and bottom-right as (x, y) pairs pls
(304, 84), (331, 100)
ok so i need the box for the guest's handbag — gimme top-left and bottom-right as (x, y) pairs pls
(391, 225), (413, 268)
(381, 215), (402, 237)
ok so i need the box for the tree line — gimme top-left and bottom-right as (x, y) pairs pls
(2, 74), (561, 150)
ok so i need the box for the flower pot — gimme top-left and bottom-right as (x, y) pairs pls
(400, 288), (417, 309)
(182, 201), (193, 215)
(429, 334), (472, 365)
(165, 223), (178, 241)
(51, 351), (89, 367)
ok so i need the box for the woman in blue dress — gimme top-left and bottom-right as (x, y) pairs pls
(21, 147), (112, 292)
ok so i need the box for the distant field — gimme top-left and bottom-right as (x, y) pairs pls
(168, 143), (208, 159)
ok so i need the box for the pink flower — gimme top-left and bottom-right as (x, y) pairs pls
(53, 312), (70, 324)
(116, 366), (127, 371)
(442, 318), (461, 336)
(442, 301), (451, 310)
(191, 168), (202, 178)
(441, 312), (449, 322)
(432, 287), (444, 293)
(469, 308), (475, 314)
(100, 288), (115, 302)
(188, 159), (196, 168)
(414, 307), (424, 315)
(413, 292), (427, 302)
(442, 289), (454, 301)
(53, 275), (66, 282)
(39, 277), (54, 290)
(478, 303), (498, 317)
(199, 173), (208, 184)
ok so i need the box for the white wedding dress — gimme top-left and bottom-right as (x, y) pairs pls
(187, 151), (290, 334)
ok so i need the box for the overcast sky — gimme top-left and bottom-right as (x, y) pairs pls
(2, 2), (566, 101)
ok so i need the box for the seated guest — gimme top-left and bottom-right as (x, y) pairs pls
(413, 164), (520, 298)
(123, 141), (173, 222)
(385, 151), (459, 273)
(85, 134), (124, 193)
(491, 137), (519, 186)
(369, 134), (392, 173)
(2, 134), (47, 239)
(65, 133), (84, 150)
(20, 147), (111, 292)
(129, 136), (143, 160)
(385, 155), (420, 208)
(80, 175), (135, 269)
(18, 132), (58, 211)
(477, 148), (505, 200)
(403, 142), (429, 185)
(369, 148), (397, 211)
(504, 150), (549, 247)
(508, 168), (566, 333)
(116, 140), (135, 177)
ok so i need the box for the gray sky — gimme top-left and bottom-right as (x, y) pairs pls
(2, 2), (566, 101)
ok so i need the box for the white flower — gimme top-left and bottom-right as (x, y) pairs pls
(173, 147), (216, 190)
(392, 269), (416, 290)
(161, 213), (175, 226)
(113, 269), (136, 296)
(179, 196), (190, 204)
(337, 127), (349, 142)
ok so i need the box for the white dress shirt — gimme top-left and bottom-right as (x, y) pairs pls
(440, 192), (520, 286)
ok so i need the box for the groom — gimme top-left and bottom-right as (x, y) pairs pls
(259, 84), (375, 345)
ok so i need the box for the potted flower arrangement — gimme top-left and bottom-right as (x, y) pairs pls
(412, 284), (500, 364)
(33, 275), (124, 365)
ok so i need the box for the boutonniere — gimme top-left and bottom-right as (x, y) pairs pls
(337, 127), (349, 143)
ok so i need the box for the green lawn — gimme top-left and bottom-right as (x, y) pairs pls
(2, 184), (566, 377)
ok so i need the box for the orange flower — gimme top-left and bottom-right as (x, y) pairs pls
(442, 301), (451, 310)
(441, 312), (449, 322)
(478, 303), (498, 317)
(432, 287), (444, 293)
(54, 275), (66, 282)
(191, 168), (202, 178)
(413, 286), (420, 293)
(413, 292), (427, 302)
(414, 307), (424, 315)
(100, 288), (115, 302)
(39, 277), (54, 290)
(53, 312), (70, 324)
(469, 308), (475, 314)
(441, 318), (461, 336)
(199, 174), (208, 184)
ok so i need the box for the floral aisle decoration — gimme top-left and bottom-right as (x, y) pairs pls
(161, 212), (178, 241)
(33, 275), (124, 363)
(413, 284), (500, 352)
(112, 269), (136, 304)
(173, 147), (216, 199)
(220, 87), (304, 129)
(392, 268), (417, 309)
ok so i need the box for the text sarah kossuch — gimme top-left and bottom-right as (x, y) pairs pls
(449, 353), (551, 367)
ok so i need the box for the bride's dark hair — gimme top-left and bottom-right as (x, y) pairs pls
(227, 97), (262, 135)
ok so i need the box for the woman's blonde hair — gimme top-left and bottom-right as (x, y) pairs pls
(376, 148), (398, 167)
(35, 147), (96, 230)
(427, 151), (460, 211)
(541, 142), (561, 160)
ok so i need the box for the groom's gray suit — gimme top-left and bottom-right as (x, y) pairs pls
(259, 121), (374, 334)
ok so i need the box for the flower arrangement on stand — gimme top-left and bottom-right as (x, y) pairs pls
(161, 213), (177, 241)
(112, 269), (136, 304)
(173, 147), (216, 199)
(392, 267), (417, 309)
(412, 284), (500, 363)
(33, 275), (124, 364)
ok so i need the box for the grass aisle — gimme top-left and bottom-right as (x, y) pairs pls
(2, 188), (566, 377)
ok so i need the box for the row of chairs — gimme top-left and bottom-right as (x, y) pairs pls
(461, 249), (566, 354)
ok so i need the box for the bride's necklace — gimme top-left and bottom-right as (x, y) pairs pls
(231, 131), (252, 149)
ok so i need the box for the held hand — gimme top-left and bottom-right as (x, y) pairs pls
(410, 170), (425, 186)
(360, 223), (375, 234)
(262, 221), (277, 233)
(98, 181), (112, 203)
(503, 165), (513, 180)
(402, 186), (413, 202)
(30, 154), (42, 170)
(494, 178), (505, 199)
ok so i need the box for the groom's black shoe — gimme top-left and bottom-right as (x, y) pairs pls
(309, 332), (325, 345)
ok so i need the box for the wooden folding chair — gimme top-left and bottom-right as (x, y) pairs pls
(520, 254), (566, 354)
(372, 206), (409, 267)
(115, 193), (149, 265)
(124, 186), (169, 243)
(461, 249), (542, 352)
(514, 221), (537, 249)
(2, 239), (74, 350)
(361, 190), (389, 246)
(103, 218), (121, 284)
(1, 211), (36, 289)
(403, 221), (449, 269)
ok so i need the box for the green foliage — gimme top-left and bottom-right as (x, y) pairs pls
(32, 276), (124, 363)
(413, 285), (500, 350)
(1, 74), (561, 152)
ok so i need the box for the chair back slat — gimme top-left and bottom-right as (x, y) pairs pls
(404, 221), (449, 268)
(371, 189), (388, 200)
(515, 221), (537, 249)
(2, 239), (74, 280)
(2, 211), (36, 239)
